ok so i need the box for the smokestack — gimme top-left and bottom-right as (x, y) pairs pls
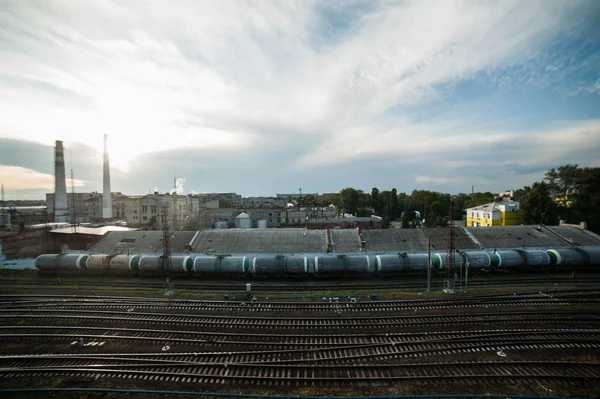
(103, 134), (112, 219)
(54, 141), (68, 223)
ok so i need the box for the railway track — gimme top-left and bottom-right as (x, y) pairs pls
(1, 326), (599, 357)
(2, 275), (599, 292)
(2, 309), (599, 331)
(2, 290), (599, 313)
(0, 360), (598, 385)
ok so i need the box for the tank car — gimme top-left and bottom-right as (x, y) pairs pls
(252, 255), (285, 275)
(521, 249), (550, 268)
(314, 255), (345, 275)
(86, 254), (139, 272)
(193, 255), (219, 274)
(138, 255), (193, 274)
(375, 254), (407, 273)
(462, 251), (492, 269)
(219, 256), (250, 274)
(285, 256), (308, 275)
(547, 248), (588, 267)
(35, 254), (89, 272)
(488, 250), (523, 269)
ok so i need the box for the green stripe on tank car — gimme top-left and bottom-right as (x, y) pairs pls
(432, 254), (441, 270)
(185, 257), (193, 272)
(489, 252), (501, 268)
(79, 255), (89, 269)
(243, 258), (249, 273)
(547, 250), (558, 265)
(130, 255), (140, 271)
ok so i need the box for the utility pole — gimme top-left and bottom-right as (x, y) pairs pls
(444, 200), (456, 294)
(427, 236), (431, 295)
(70, 167), (77, 235)
(162, 209), (174, 296)
(465, 257), (470, 293)
(299, 188), (302, 207)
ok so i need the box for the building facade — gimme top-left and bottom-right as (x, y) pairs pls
(284, 206), (337, 226)
(306, 216), (382, 230)
(466, 201), (520, 227)
(207, 208), (283, 228)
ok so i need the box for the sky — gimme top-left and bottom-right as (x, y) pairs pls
(0, 0), (599, 200)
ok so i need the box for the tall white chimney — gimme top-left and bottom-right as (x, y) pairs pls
(102, 134), (112, 219)
(54, 140), (68, 223)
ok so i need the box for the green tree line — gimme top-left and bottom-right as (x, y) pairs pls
(519, 164), (600, 232)
(327, 164), (600, 232)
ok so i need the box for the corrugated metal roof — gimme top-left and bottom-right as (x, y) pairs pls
(50, 226), (138, 236)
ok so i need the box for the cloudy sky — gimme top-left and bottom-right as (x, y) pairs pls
(1, 0), (599, 200)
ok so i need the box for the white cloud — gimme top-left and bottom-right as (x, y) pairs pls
(571, 79), (600, 95)
(0, 0), (596, 184)
(0, 165), (86, 191)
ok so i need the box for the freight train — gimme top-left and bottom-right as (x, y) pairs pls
(34, 246), (600, 276)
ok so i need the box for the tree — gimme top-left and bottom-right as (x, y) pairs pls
(339, 188), (360, 215)
(519, 182), (558, 225)
(571, 167), (600, 232)
(371, 187), (380, 212)
(465, 192), (495, 208)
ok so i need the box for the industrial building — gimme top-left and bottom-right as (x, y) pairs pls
(466, 201), (520, 227)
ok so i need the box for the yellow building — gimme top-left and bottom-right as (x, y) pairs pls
(466, 201), (520, 227)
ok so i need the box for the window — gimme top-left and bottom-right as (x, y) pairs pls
(151, 206), (157, 213)
(143, 216), (147, 221)
(141, 205), (148, 213)
(133, 210), (137, 214)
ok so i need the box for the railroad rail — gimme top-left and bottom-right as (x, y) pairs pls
(1, 361), (599, 385)
(2, 309), (599, 330)
(2, 290), (600, 313)
(1, 326), (599, 359)
(2, 275), (599, 292)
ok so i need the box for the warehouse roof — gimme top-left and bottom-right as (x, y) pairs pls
(84, 225), (600, 255)
(363, 228), (477, 252)
(468, 225), (600, 248)
(89, 230), (196, 254)
(50, 226), (137, 236)
(191, 228), (327, 254)
(330, 229), (361, 252)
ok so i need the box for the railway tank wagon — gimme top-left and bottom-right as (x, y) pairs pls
(581, 247), (600, 265)
(314, 255), (345, 275)
(521, 250), (551, 269)
(86, 254), (140, 272)
(374, 253), (432, 274)
(138, 255), (193, 274)
(192, 255), (219, 274)
(488, 250), (524, 270)
(546, 247), (600, 267)
(547, 248), (587, 267)
(462, 251), (492, 270)
(431, 252), (466, 272)
(375, 254), (406, 274)
(252, 255), (285, 275)
(35, 254), (89, 272)
(313, 255), (371, 275)
(285, 256), (309, 275)
(219, 256), (250, 274)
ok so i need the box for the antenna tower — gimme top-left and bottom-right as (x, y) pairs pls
(161, 209), (174, 295)
(443, 200), (456, 293)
